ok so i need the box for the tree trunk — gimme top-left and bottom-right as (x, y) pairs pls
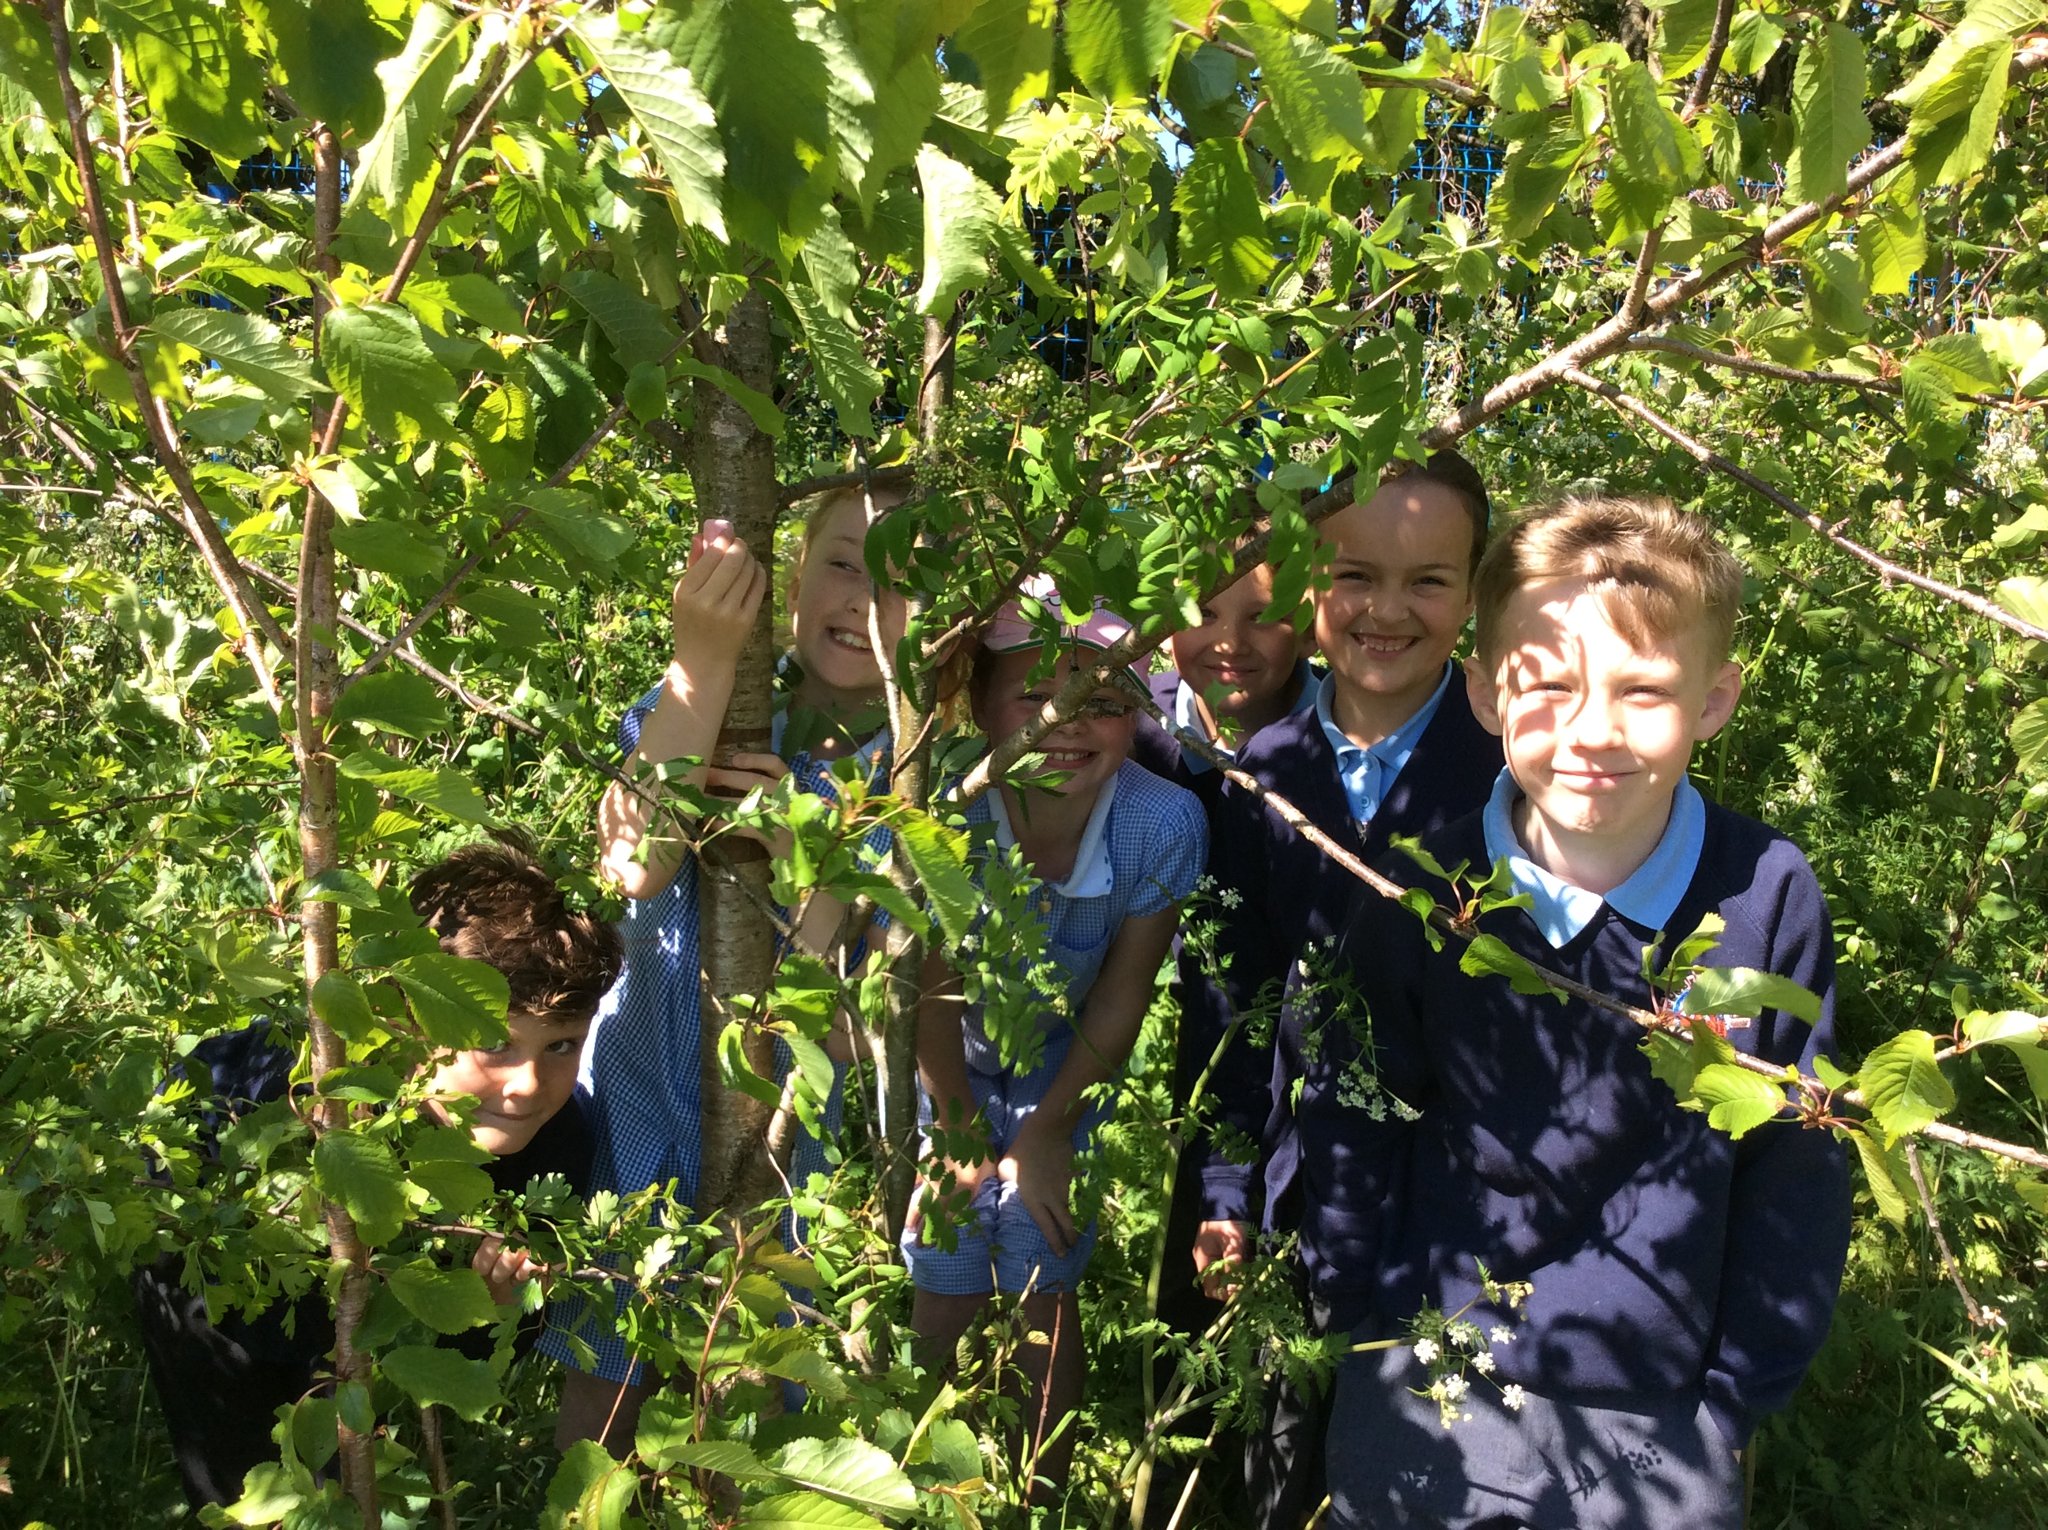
(692, 288), (781, 1220)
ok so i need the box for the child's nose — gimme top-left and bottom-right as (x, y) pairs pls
(498, 1057), (543, 1102)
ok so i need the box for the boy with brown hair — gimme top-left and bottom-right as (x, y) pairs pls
(1299, 496), (1851, 1529)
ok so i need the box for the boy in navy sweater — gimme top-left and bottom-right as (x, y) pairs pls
(1182, 453), (1502, 1526)
(1302, 497), (1850, 1529)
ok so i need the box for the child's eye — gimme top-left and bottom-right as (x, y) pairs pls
(832, 559), (861, 574)
(545, 1037), (584, 1057)
(477, 1042), (514, 1058)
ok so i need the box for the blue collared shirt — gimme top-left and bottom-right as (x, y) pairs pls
(1315, 663), (1452, 826)
(1172, 660), (1321, 776)
(1480, 767), (1708, 948)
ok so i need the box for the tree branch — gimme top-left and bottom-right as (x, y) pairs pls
(778, 464), (917, 511)
(1680, 0), (1737, 120)
(1562, 364), (2048, 645)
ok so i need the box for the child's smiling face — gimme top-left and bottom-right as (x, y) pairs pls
(1170, 564), (1310, 732)
(1313, 478), (1477, 739)
(972, 649), (1138, 801)
(1470, 576), (1742, 887)
(788, 493), (907, 711)
(427, 1010), (590, 1156)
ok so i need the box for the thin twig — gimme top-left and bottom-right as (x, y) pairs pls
(1904, 1141), (1991, 1327)
(1562, 364), (2048, 645)
(1680, 0), (1737, 121)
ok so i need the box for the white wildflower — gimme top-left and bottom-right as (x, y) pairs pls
(1945, 487), (1965, 508)
(1472, 1351), (1497, 1375)
(1412, 1337), (1440, 1365)
(1489, 1325), (1515, 1345)
(1440, 1373), (1468, 1401)
(1502, 1383), (1527, 1412)
(1450, 1321), (1484, 1350)
(1220, 888), (1242, 909)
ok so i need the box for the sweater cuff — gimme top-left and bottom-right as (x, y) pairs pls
(1702, 1376), (1756, 1454)
(1198, 1162), (1256, 1225)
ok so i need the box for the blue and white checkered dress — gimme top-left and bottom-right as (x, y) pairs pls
(537, 682), (888, 1383)
(903, 760), (1207, 1296)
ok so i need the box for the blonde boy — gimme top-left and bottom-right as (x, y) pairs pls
(1300, 497), (1850, 1530)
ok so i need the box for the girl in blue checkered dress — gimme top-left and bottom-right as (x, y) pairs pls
(906, 590), (1207, 1495)
(545, 491), (906, 1451)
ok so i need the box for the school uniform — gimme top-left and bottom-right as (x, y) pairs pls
(1129, 661), (1322, 812)
(1180, 664), (1500, 1528)
(902, 760), (1207, 1295)
(1303, 772), (1852, 1529)
(537, 681), (888, 1384)
(131, 1020), (590, 1510)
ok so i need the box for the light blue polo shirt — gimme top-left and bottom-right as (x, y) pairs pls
(1316, 662), (1453, 825)
(1173, 660), (1321, 775)
(1480, 767), (1708, 947)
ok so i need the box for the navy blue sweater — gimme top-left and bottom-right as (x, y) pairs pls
(1186, 673), (1501, 1225)
(1131, 670), (1223, 813)
(1293, 802), (1851, 1449)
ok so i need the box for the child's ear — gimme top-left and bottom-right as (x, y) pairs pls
(1694, 659), (1743, 740)
(1463, 653), (1504, 736)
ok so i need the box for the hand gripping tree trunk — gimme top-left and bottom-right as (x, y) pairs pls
(691, 287), (784, 1222)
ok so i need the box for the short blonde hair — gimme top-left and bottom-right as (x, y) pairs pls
(1472, 496), (1744, 666)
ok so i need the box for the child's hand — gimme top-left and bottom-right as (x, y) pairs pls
(671, 518), (766, 667)
(472, 1234), (546, 1307)
(999, 1119), (1077, 1257)
(905, 1153), (996, 1241)
(705, 751), (794, 857)
(1191, 1218), (1253, 1300)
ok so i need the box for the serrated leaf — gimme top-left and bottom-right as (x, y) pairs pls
(351, 0), (467, 220)
(1643, 1029), (1700, 1098)
(738, 1490), (884, 1529)
(1901, 39), (2010, 188)
(1243, 25), (1370, 163)
(1786, 21), (1869, 203)
(382, 1344), (502, 1421)
(1607, 61), (1699, 191)
(1723, 10), (1786, 75)
(1858, 1029), (1957, 1143)
(2011, 699), (2048, 778)
(332, 517), (449, 579)
(571, 13), (725, 238)
(523, 488), (637, 567)
(305, 869), (385, 910)
(638, 1418), (774, 1477)
(331, 670), (452, 739)
(149, 306), (317, 408)
(313, 970), (380, 1042)
(1694, 1062), (1790, 1136)
(313, 1128), (407, 1245)
(949, 0), (1056, 123)
(786, 283), (883, 438)
(561, 268), (680, 374)
(1962, 1009), (2048, 1048)
(1679, 965), (1823, 1024)
(1458, 934), (1566, 999)
(672, 354), (785, 439)
(324, 302), (457, 441)
(389, 1262), (500, 1335)
(1656, 0), (1720, 73)
(263, 0), (392, 134)
(1174, 138), (1273, 300)
(1850, 1125), (1910, 1227)
(390, 951), (510, 1049)
(1858, 198), (1925, 296)
(895, 812), (982, 946)
(1064, 0), (1172, 103)
(915, 146), (1004, 315)
(99, 0), (267, 157)
(769, 1438), (917, 1516)
(1491, 116), (1584, 243)
(338, 748), (491, 823)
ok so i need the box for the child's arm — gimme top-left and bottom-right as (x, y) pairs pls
(598, 521), (766, 901)
(1002, 904), (1180, 1255)
(908, 948), (996, 1228)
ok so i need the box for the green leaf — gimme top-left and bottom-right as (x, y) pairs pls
(1678, 966), (1822, 1025)
(1849, 1125), (1910, 1227)
(390, 951), (510, 1050)
(351, 1), (467, 221)
(738, 1491), (885, 1530)
(312, 970), (380, 1042)
(1858, 198), (1925, 296)
(1607, 61), (1700, 191)
(1655, 0), (1720, 74)
(149, 306), (317, 408)
(1064, 0), (1172, 103)
(1458, 934), (1566, 999)
(407, 1128), (495, 1216)
(332, 517), (449, 579)
(1805, 246), (1867, 334)
(949, 0), (1057, 123)
(895, 812), (979, 945)
(672, 354), (786, 440)
(1693, 1062), (1790, 1137)
(304, 869), (385, 910)
(638, 1411), (774, 1476)
(1174, 139), (1273, 300)
(1996, 576), (2048, 631)
(1722, 9), (1786, 75)
(313, 1128), (407, 1245)
(769, 1438), (917, 1516)
(1901, 39), (2011, 188)
(338, 748), (491, 824)
(1963, 1009), (2048, 1048)
(1786, 21), (1869, 203)
(389, 1262), (500, 1335)
(1243, 25), (1370, 164)
(572, 11), (726, 239)
(323, 302), (458, 441)
(381, 1344), (503, 1421)
(1858, 1029), (1957, 1143)
(786, 282), (884, 439)
(99, 0), (267, 157)
(331, 670), (452, 739)
(1491, 116), (1584, 243)
(561, 269), (680, 374)
(2011, 699), (2048, 778)
(915, 146), (1004, 315)
(261, 0), (392, 134)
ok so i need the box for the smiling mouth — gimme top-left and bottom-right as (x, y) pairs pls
(1350, 634), (1416, 654)
(826, 628), (872, 653)
(1040, 749), (1093, 765)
